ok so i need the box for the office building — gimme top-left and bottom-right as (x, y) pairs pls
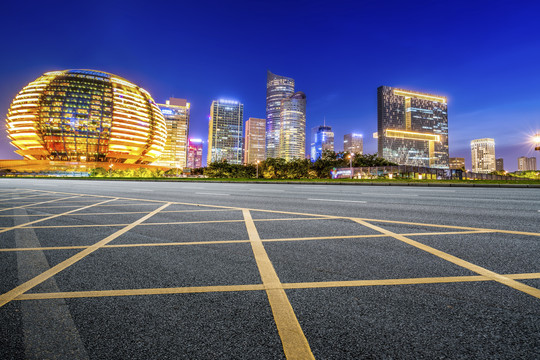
(207, 99), (244, 164)
(471, 138), (496, 173)
(449, 157), (465, 170)
(266, 71), (306, 159)
(244, 117), (266, 164)
(279, 92), (307, 160)
(344, 133), (363, 154)
(518, 156), (537, 171)
(377, 86), (448, 168)
(496, 158), (504, 172)
(153, 98), (190, 168)
(6, 69), (166, 164)
(311, 125), (334, 161)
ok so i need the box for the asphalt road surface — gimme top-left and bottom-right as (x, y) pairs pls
(0, 178), (539, 359)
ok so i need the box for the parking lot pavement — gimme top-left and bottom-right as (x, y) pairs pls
(0, 183), (539, 359)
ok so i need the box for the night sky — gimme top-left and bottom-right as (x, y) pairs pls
(1, 0), (539, 170)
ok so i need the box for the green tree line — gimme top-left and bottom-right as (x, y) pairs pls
(88, 151), (395, 179)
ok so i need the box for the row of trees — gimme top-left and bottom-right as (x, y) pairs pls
(88, 151), (395, 179)
(205, 151), (396, 179)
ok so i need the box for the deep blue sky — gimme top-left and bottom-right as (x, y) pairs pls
(1, 0), (539, 170)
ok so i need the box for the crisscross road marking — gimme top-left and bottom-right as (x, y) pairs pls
(0, 202), (172, 307)
(243, 209), (315, 360)
(353, 218), (540, 299)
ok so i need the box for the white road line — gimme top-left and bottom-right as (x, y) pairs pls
(402, 189), (456, 192)
(308, 198), (367, 203)
(361, 193), (418, 197)
(196, 192), (230, 196)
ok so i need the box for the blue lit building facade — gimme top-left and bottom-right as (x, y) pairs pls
(311, 125), (334, 161)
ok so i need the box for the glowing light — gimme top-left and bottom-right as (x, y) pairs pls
(385, 129), (440, 142)
(393, 89), (446, 103)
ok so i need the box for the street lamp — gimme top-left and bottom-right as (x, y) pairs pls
(534, 133), (540, 151)
(348, 153), (354, 179)
(256, 160), (260, 179)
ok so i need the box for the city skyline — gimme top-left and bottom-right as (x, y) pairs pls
(1, 1), (539, 171)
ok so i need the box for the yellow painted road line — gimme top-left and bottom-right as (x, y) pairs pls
(23, 189), (540, 237)
(254, 217), (341, 222)
(0, 240), (252, 252)
(0, 246), (89, 252)
(0, 193), (51, 202)
(26, 203), (160, 209)
(402, 230), (498, 237)
(16, 284), (265, 300)
(353, 218), (540, 300)
(248, 209), (540, 237)
(262, 234), (388, 242)
(355, 217), (540, 237)
(26, 189), (243, 210)
(0, 195), (81, 213)
(0, 198), (118, 234)
(0, 190), (38, 197)
(243, 209), (315, 360)
(0, 230), (498, 252)
(17, 219), (246, 229)
(13, 273), (540, 301)
(284, 272), (540, 289)
(0, 202), (171, 308)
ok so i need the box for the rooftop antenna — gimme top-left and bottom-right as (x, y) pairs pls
(323, 116), (326, 127)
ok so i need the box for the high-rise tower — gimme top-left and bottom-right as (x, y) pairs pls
(471, 138), (495, 173)
(207, 99), (244, 165)
(154, 98), (190, 168)
(279, 92), (306, 160)
(266, 71), (296, 159)
(377, 86), (448, 168)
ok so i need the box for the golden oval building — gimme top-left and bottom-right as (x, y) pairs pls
(6, 70), (167, 165)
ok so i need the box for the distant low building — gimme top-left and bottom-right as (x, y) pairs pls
(449, 157), (465, 170)
(496, 158), (504, 172)
(518, 156), (537, 171)
(187, 139), (203, 168)
(244, 117), (266, 164)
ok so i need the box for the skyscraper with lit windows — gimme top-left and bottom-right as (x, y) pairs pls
(311, 125), (334, 161)
(266, 71), (294, 159)
(153, 98), (190, 168)
(279, 92), (306, 160)
(343, 133), (363, 154)
(266, 71), (306, 160)
(471, 138), (495, 173)
(207, 99), (243, 164)
(244, 117), (266, 165)
(377, 86), (448, 168)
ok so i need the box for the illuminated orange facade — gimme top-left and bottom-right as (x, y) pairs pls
(6, 70), (166, 164)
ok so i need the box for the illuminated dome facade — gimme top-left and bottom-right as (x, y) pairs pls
(6, 70), (167, 164)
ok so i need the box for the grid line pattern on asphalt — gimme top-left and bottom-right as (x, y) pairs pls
(1, 188), (539, 359)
